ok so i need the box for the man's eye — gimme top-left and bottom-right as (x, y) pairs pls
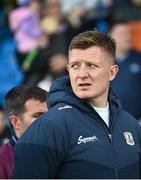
(71, 64), (78, 69)
(89, 64), (98, 69)
(89, 64), (95, 68)
(33, 113), (43, 118)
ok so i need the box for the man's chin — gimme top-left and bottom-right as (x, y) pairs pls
(77, 94), (92, 100)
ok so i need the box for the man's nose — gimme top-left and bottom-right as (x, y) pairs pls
(78, 66), (88, 79)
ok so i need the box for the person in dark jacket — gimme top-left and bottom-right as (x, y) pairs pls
(13, 30), (141, 179)
(110, 21), (141, 120)
(0, 85), (47, 179)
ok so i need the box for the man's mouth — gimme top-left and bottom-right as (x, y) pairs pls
(78, 83), (91, 87)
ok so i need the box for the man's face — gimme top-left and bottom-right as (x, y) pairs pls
(67, 46), (118, 107)
(18, 99), (47, 137)
(111, 24), (132, 53)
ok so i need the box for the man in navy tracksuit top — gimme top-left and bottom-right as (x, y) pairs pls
(13, 30), (141, 179)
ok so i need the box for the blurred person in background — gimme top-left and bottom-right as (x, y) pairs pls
(0, 85), (47, 179)
(21, 0), (70, 85)
(38, 52), (68, 92)
(41, 0), (69, 52)
(111, 0), (141, 53)
(9, 0), (42, 65)
(110, 21), (141, 120)
(76, 0), (113, 34)
(41, 0), (82, 52)
(128, 0), (141, 53)
(60, 0), (111, 31)
(21, 32), (50, 85)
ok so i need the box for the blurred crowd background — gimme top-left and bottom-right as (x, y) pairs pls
(1, 0), (141, 144)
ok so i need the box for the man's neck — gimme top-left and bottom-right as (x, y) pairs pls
(88, 98), (109, 108)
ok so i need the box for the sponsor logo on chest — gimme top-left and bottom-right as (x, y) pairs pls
(77, 135), (98, 144)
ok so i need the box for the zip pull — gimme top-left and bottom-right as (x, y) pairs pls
(108, 134), (112, 142)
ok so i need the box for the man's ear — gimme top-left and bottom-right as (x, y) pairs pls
(67, 64), (69, 72)
(109, 64), (119, 81)
(9, 115), (21, 137)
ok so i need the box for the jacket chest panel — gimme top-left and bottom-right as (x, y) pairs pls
(65, 121), (140, 170)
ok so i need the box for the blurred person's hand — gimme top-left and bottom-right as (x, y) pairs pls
(41, 16), (60, 35)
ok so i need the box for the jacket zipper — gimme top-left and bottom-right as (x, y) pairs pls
(88, 104), (119, 178)
(104, 126), (119, 179)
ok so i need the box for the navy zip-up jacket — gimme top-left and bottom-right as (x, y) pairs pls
(13, 76), (141, 179)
